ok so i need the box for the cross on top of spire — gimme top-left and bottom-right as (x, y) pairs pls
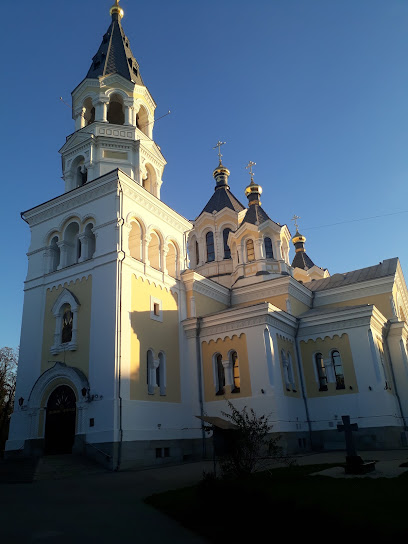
(291, 214), (301, 232)
(245, 161), (256, 184)
(213, 141), (226, 165)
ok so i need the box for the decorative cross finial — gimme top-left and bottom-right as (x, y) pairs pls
(213, 141), (226, 165)
(291, 214), (300, 232)
(246, 161), (256, 183)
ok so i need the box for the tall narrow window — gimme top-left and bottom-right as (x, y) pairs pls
(61, 304), (73, 344)
(158, 352), (166, 396)
(215, 354), (225, 395)
(231, 351), (240, 393)
(332, 350), (345, 389)
(206, 232), (215, 262)
(315, 353), (327, 391)
(287, 352), (296, 391)
(129, 221), (143, 261)
(223, 228), (232, 259)
(195, 240), (200, 266)
(264, 237), (273, 259)
(246, 239), (255, 262)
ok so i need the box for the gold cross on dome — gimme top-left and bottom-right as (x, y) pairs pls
(291, 214), (300, 231)
(246, 161), (256, 183)
(213, 141), (226, 164)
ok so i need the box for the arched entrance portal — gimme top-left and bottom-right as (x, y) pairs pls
(44, 385), (76, 455)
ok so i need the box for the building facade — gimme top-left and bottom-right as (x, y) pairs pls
(6, 1), (408, 468)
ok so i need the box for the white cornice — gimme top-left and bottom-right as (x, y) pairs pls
(22, 171), (120, 227)
(297, 305), (386, 338)
(182, 270), (230, 304)
(197, 302), (297, 339)
(119, 171), (192, 234)
(232, 275), (312, 306)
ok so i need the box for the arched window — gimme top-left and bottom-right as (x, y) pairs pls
(50, 288), (79, 355)
(129, 221), (143, 261)
(83, 97), (95, 126)
(166, 243), (177, 278)
(107, 93), (125, 125)
(148, 232), (161, 270)
(331, 350), (345, 389)
(72, 156), (87, 188)
(61, 304), (73, 344)
(64, 222), (80, 266)
(136, 105), (149, 137)
(281, 350), (290, 391)
(215, 354), (225, 395)
(315, 353), (327, 391)
(287, 352), (296, 391)
(206, 232), (215, 262)
(246, 239), (255, 262)
(264, 237), (273, 259)
(147, 350), (155, 394)
(83, 223), (96, 260)
(49, 236), (60, 272)
(223, 228), (232, 259)
(195, 240), (200, 266)
(230, 351), (240, 393)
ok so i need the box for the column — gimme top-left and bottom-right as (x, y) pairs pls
(96, 97), (109, 123)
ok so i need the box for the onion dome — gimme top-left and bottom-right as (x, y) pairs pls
(213, 162), (231, 190)
(291, 230), (316, 270)
(110, 0), (124, 21)
(244, 180), (263, 207)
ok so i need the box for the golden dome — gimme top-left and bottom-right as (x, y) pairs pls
(110, 0), (124, 18)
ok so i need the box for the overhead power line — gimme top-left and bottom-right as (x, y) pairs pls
(304, 209), (408, 231)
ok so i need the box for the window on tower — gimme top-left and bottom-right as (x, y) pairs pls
(223, 228), (232, 259)
(206, 232), (215, 262)
(246, 239), (255, 262)
(264, 237), (273, 259)
(107, 93), (125, 125)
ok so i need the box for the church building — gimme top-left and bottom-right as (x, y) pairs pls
(6, 1), (408, 469)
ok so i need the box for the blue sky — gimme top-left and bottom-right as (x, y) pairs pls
(1, 0), (408, 348)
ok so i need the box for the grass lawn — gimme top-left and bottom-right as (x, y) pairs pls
(145, 463), (408, 542)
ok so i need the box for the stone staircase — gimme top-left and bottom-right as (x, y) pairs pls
(0, 457), (39, 483)
(0, 454), (107, 483)
(35, 454), (108, 480)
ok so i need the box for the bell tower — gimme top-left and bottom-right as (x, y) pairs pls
(59, 0), (166, 197)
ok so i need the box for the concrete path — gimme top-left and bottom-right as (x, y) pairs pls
(1, 450), (407, 543)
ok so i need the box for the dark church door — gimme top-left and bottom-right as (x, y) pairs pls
(44, 385), (76, 455)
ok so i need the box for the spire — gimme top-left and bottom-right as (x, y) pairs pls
(244, 161), (262, 206)
(85, 1), (144, 85)
(241, 162), (274, 226)
(212, 141), (230, 189)
(290, 217), (316, 270)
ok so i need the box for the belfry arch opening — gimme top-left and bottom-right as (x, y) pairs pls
(83, 97), (95, 126)
(107, 93), (125, 125)
(136, 105), (149, 137)
(72, 156), (87, 188)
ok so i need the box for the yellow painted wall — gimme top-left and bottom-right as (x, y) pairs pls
(41, 276), (92, 377)
(201, 333), (251, 402)
(194, 292), (228, 317)
(299, 334), (358, 397)
(130, 275), (180, 402)
(320, 293), (392, 320)
(276, 335), (301, 398)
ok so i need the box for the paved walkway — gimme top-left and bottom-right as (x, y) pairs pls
(1, 450), (407, 543)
